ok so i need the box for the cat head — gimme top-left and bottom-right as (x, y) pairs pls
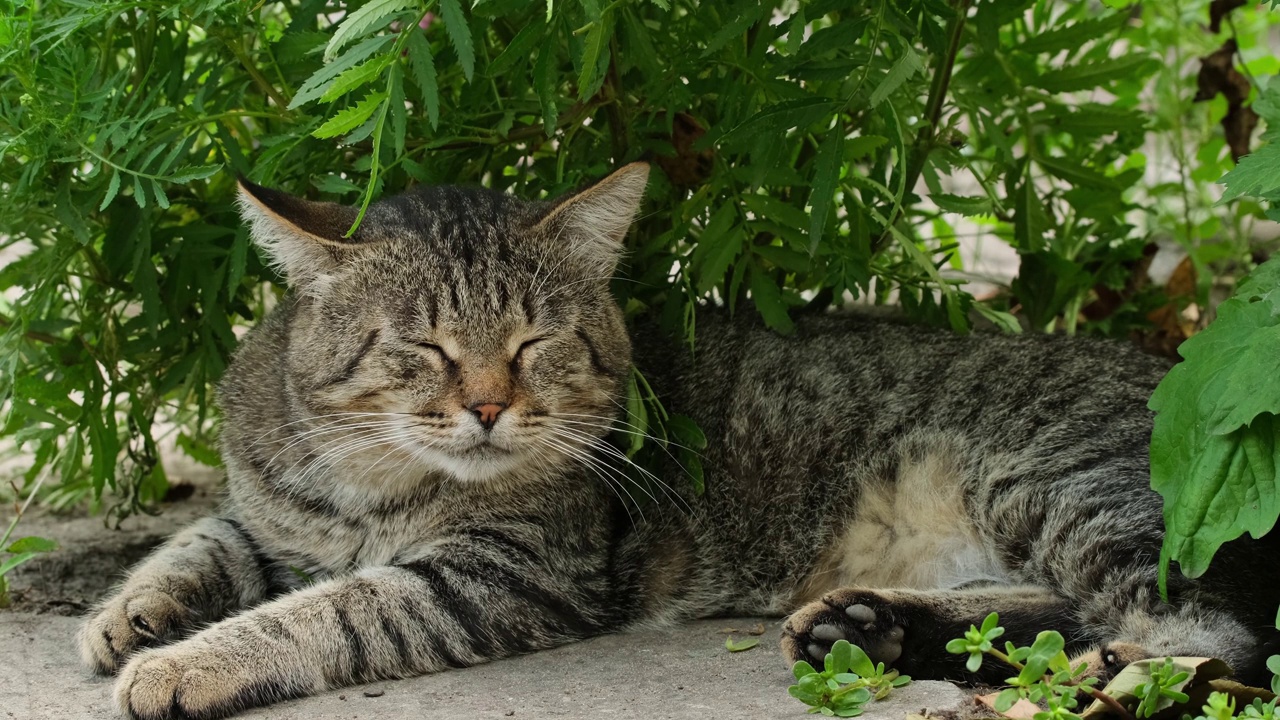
(235, 164), (648, 484)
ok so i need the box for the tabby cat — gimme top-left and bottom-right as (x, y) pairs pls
(79, 163), (1280, 719)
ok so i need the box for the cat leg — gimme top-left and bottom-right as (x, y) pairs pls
(112, 534), (613, 720)
(781, 585), (1079, 684)
(79, 517), (275, 675)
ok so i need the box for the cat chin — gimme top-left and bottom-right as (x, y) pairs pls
(409, 445), (537, 483)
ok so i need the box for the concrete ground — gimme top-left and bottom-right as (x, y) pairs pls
(0, 476), (972, 720)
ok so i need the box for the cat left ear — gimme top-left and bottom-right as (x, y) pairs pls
(236, 177), (369, 287)
(537, 162), (649, 270)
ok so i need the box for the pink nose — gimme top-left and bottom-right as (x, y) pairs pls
(470, 402), (507, 430)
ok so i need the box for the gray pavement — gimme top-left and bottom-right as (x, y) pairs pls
(0, 613), (970, 719)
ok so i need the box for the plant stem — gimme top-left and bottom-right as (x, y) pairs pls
(872, 0), (972, 253)
(987, 648), (1138, 720)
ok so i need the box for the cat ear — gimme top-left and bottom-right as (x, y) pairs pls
(537, 162), (649, 271)
(236, 177), (369, 287)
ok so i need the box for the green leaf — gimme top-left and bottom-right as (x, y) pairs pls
(830, 639), (853, 673)
(725, 636), (760, 652)
(320, 55), (393, 102)
(869, 46), (923, 108)
(748, 264), (794, 334)
(1027, 55), (1156, 93)
(0, 552), (39, 577)
(792, 660), (818, 681)
(1220, 143), (1280, 203)
(439, 0), (476, 81)
(1017, 12), (1130, 55)
(1152, 263), (1280, 581)
(490, 20), (545, 76)
(693, 203), (742, 294)
(932, 193), (994, 216)
(292, 36), (394, 109)
(99, 170), (120, 210)
(324, 0), (413, 62)
(1016, 631), (1065, 685)
(405, 30), (440, 129)
(994, 688), (1022, 713)
(808, 127), (843, 254)
(312, 92), (388, 139)
(718, 98), (837, 146)
(534, 43), (559, 133)
(6, 536), (58, 554)
(577, 12), (611, 101)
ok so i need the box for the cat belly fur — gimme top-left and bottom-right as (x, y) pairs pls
(794, 440), (1010, 605)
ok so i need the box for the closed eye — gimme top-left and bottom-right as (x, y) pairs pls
(412, 340), (454, 364)
(515, 337), (546, 363)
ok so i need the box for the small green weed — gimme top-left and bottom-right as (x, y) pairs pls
(788, 639), (911, 717)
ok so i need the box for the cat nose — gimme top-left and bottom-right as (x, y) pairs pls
(469, 402), (507, 431)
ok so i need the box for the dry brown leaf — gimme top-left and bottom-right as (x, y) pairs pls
(978, 692), (1040, 720)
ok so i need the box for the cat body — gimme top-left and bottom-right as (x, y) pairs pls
(78, 165), (1280, 719)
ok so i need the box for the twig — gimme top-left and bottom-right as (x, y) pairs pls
(872, 0), (973, 253)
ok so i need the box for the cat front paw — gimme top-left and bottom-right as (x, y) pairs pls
(115, 641), (298, 720)
(781, 587), (907, 670)
(79, 589), (193, 675)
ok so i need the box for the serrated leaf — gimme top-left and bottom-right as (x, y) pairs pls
(718, 98), (837, 147)
(312, 92), (387, 139)
(869, 46), (923, 107)
(99, 171), (121, 210)
(324, 0), (413, 62)
(405, 29), (439, 130)
(1027, 55), (1156, 93)
(490, 19), (544, 76)
(748, 264), (794, 333)
(577, 12), (611, 101)
(166, 164), (220, 183)
(1152, 259), (1280, 584)
(808, 128), (843, 254)
(320, 55), (393, 102)
(534, 43), (559, 133)
(439, 0), (475, 81)
(292, 36), (394, 109)
(932, 193), (994, 216)
(1018, 12), (1129, 55)
(1220, 143), (1280, 203)
(694, 204), (742, 294)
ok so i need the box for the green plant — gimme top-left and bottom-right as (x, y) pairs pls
(1133, 657), (1191, 719)
(1, 1), (1277, 534)
(788, 639), (911, 717)
(1149, 70), (1280, 591)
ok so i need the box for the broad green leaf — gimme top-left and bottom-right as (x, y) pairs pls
(1015, 630), (1065, 685)
(0, 552), (39, 577)
(6, 536), (58, 553)
(869, 46), (923, 107)
(312, 92), (387, 139)
(439, 0), (475, 81)
(324, 0), (413, 62)
(1153, 259), (1280, 585)
(725, 636), (759, 652)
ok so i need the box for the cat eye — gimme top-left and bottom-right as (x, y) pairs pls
(515, 337), (546, 362)
(411, 340), (454, 365)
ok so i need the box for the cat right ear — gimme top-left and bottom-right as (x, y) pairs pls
(236, 177), (368, 287)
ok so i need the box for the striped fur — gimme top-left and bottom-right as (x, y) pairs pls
(80, 165), (1280, 719)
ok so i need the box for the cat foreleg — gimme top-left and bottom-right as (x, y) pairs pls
(79, 517), (274, 675)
